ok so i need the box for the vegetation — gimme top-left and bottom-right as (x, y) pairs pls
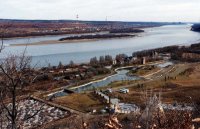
(128, 65), (160, 76)
(0, 19), (172, 38)
(53, 93), (104, 113)
(191, 24), (200, 32)
(132, 42), (200, 62)
(59, 34), (135, 41)
(109, 28), (144, 33)
(0, 53), (43, 129)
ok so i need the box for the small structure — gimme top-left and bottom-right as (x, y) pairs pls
(119, 88), (129, 94)
(95, 91), (119, 105)
(95, 91), (140, 114)
(105, 66), (112, 69)
(113, 60), (117, 65)
(116, 103), (140, 114)
(158, 53), (171, 60)
(131, 57), (138, 62)
(152, 51), (159, 58)
(142, 57), (146, 65)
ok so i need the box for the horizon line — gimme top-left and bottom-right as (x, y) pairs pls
(0, 18), (196, 23)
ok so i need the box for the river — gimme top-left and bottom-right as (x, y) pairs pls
(1, 24), (200, 67)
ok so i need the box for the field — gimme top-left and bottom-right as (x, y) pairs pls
(53, 93), (105, 113)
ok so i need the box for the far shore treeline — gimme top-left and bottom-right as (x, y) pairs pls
(0, 19), (182, 38)
(46, 42), (200, 69)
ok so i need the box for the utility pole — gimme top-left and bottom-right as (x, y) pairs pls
(76, 14), (79, 29)
(76, 14), (79, 22)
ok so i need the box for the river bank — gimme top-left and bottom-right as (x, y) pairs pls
(10, 34), (137, 46)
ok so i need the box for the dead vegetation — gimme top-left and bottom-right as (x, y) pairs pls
(53, 93), (105, 113)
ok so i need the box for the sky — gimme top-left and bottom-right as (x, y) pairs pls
(0, 0), (200, 22)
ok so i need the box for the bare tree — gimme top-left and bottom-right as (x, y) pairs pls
(99, 56), (105, 66)
(0, 52), (32, 129)
(0, 21), (12, 129)
(0, 102), (3, 129)
(58, 61), (64, 69)
(0, 22), (45, 129)
(69, 60), (75, 67)
(140, 89), (164, 129)
(90, 57), (98, 66)
(105, 55), (113, 65)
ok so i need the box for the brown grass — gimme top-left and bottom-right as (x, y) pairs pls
(53, 93), (104, 112)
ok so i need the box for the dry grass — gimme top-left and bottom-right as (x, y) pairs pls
(129, 65), (160, 76)
(53, 93), (104, 112)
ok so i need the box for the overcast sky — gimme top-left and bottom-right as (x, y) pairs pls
(0, 0), (200, 22)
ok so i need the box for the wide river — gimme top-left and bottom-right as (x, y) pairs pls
(1, 24), (200, 67)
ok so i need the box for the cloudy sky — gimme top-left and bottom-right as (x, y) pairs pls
(0, 0), (200, 22)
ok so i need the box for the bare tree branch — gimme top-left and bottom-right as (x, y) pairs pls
(0, 51), (42, 129)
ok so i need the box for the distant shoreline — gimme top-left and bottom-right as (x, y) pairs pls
(2, 26), (156, 40)
(10, 36), (137, 46)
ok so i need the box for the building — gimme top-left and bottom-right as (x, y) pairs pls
(142, 57), (146, 64)
(113, 60), (117, 65)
